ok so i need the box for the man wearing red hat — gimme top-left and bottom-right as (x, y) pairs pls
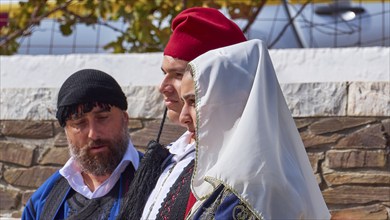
(145, 7), (246, 220)
(117, 7), (245, 220)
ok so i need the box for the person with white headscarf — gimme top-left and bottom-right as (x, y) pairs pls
(179, 39), (331, 220)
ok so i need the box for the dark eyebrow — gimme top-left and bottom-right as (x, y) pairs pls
(161, 67), (166, 74)
(161, 66), (186, 74)
(69, 114), (83, 121)
(182, 93), (195, 100)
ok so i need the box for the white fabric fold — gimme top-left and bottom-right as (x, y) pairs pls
(189, 39), (330, 220)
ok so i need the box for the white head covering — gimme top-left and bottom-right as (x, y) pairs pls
(189, 39), (330, 220)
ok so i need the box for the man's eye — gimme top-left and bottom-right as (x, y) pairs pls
(176, 73), (183, 79)
(97, 115), (109, 120)
(72, 120), (86, 127)
(189, 99), (196, 106)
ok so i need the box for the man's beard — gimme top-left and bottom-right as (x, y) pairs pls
(69, 124), (129, 176)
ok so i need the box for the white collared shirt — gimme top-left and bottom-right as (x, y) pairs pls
(141, 131), (195, 220)
(59, 141), (139, 199)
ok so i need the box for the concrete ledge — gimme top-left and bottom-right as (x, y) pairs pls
(0, 86), (165, 120)
(282, 82), (347, 117)
(1, 82), (388, 120)
(348, 82), (390, 116)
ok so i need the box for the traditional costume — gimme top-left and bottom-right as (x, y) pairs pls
(136, 7), (246, 220)
(22, 145), (140, 220)
(22, 69), (142, 220)
(141, 131), (196, 220)
(187, 39), (331, 219)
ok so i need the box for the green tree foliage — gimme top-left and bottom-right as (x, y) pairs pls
(0, 0), (267, 55)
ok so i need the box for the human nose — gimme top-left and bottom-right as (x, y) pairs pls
(179, 105), (192, 125)
(159, 76), (173, 95)
(87, 120), (100, 140)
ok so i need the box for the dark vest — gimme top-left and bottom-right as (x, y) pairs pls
(156, 159), (195, 220)
(40, 163), (135, 220)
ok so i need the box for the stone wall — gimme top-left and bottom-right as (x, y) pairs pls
(0, 81), (389, 219)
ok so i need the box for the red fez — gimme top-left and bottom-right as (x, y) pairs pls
(164, 7), (247, 61)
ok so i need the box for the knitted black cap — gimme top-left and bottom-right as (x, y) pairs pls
(56, 69), (127, 127)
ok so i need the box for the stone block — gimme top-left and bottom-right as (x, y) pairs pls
(0, 88), (58, 120)
(383, 118), (390, 135)
(1, 86), (164, 120)
(130, 120), (186, 150)
(12, 211), (22, 218)
(0, 121), (4, 137)
(348, 82), (390, 116)
(281, 82), (347, 117)
(315, 173), (322, 185)
(294, 118), (316, 130)
(324, 171), (390, 186)
(307, 152), (325, 173)
(22, 191), (35, 206)
(39, 147), (69, 165)
(335, 124), (386, 149)
(0, 162), (3, 179)
(330, 204), (389, 220)
(53, 121), (64, 133)
(128, 119), (143, 130)
(1, 120), (54, 139)
(300, 132), (342, 148)
(326, 150), (387, 169)
(322, 186), (390, 204)
(124, 86), (165, 119)
(0, 142), (34, 167)
(0, 188), (19, 210)
(309, 117), (375, 135)
(4, 166), (58, 188)
(54, 131), (68, 147)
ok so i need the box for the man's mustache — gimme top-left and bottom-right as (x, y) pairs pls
(86, 139), (111, 149)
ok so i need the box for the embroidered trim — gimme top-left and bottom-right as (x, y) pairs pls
(198, 185), (225, 220)
(205, 177), (265, 220)
(144, 160), (178, 220)
(233, 203), (257, 220)
(188, 62), (212, 202)
(157, 160), (194, 220)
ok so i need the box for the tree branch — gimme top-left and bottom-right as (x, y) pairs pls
(242, 0), (267, 34)
(0, 0), (74, 47)
(63, 8), (126, 34)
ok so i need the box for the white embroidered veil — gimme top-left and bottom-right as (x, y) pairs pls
(189, 39), (330, 220)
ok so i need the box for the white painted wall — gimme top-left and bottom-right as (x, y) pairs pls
(1, 47), (389, 120)
(1, 47), (389, 89)
(1, 53), (164, 88)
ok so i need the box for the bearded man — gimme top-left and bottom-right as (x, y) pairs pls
(22, 69), (141, 220)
